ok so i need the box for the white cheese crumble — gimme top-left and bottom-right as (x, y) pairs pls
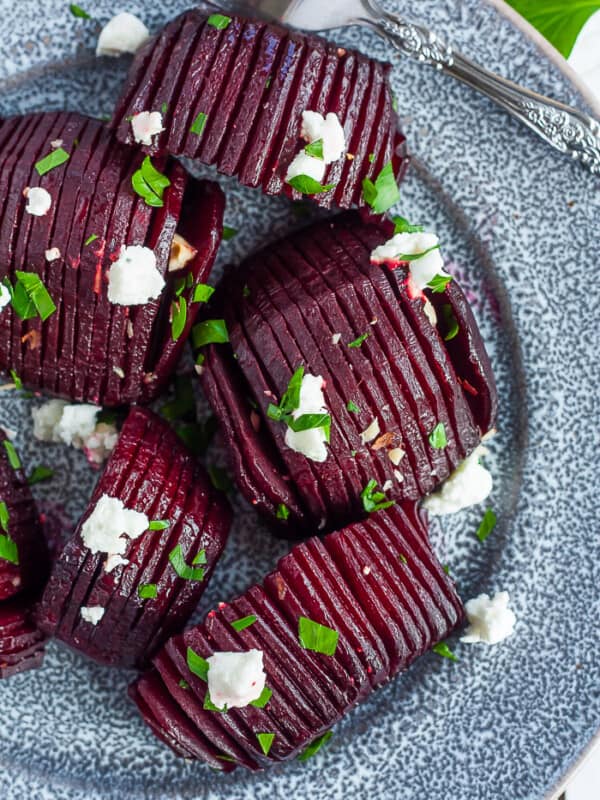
(96, 12), (150, 57)
(206, 650), (266, 710)
(107, 245), (165, 305)
(0, 284), (10, 311)
(130, 111), (164, 146)
(370, 231), (449, 292)
(461, 591), (516, 645)
(284, 373), (329, 462)
(80, 606), (105, 625)
(360, 418), (380, 445)
(331, 333), (341, 345)
(45, 247), (61, 261)
(80, 494), (149, 573)
(32, 400), (118, 465)
(285, 110), (346, 185)
(422, 446), (492, 515)
(25, 186), (52, 217)
(285, 151), (325, 183)
(388, 447), (405, 465)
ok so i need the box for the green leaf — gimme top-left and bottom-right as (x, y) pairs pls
(427, 273), (452, 293)
(360, 479), (394, 513)
(169, 544), (205, 581)
(192, 284), (215, 304)
(432, 641), (458, 662)
(69, 3), (91, 18)
(35, 147), (70, 176)
(192, 319), (229, 348)
(287, 412), (331, 438)
(257, 732), (275, 756)
(275, 503), (290, 521)
(186, 646), (209, 680)
(204, 689), (227, 712)
(84, 233), (98, 246)
(441, 304), (459, 341)
(0, 502), (8, 533)
(9, 370), (22, 390)
(287, 175), (336, 195)
(230, 614), (257, 631)
(393, 245), (441, 262)
(0, 533), (19, 565)
(250, 685), (272, 708)
(208, 465), (232, 493)
(207, 13), (232, 29)
(190, 112), (208, 136)
(3, 441), (21, 470)
(148, 520), (170, 531)
(138, 583), (157, 599)
(347, 332), (369, 348)
(505, 0), (600, 58)
(398, 553), (408, 565)
(392, 215), (424, 234)
(27, 465), (53, 485)
(298, 730), (333, 762)
(192, 549), (207, 565)
(178, 679), (190, 690)
(171, 297), (187, 341)
(298, 616), (339, 656)
(304, 139), (324, 159)
(222, 225), (238, 241)
(12, 271), (56, 321)
(346, 400), (360, 414)
(131, 156), (171, 208)
(267, 365), (304, 421)
(161, 102), (168, 115)
(428, 422), (447, 449)
(476, 508), (497, 543)
(361, 162), (399, 213)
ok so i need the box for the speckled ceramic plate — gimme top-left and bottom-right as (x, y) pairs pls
(0, 2), (598, 799)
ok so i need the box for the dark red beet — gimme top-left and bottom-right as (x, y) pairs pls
(0, 597), (46, 678)
(37, 407), (231, 668)
(130, 503), (464, 769)
(110, 9), (407, 210)
(199, 213), (497, 535)
(0, 111), (224, 406)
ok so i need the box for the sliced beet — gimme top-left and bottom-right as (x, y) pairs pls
(37, 408), (231, 668)
(0, 597), (46, 679)
(130, 503), (463, 768)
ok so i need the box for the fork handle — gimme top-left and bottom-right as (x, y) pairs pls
(366, 7), (600, 175)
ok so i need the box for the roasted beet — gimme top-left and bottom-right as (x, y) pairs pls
(37, 407), (232, 668)
(198, 213), (497, 535)
(0, 111), (224, 406)
(130, 503), (464, 769)
(111, 8), (407, 210)
(0, 597), (46, 678)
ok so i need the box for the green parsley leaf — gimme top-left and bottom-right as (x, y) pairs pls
(84, 233), (98, 246)
(368, 152), (375, 163)
(192, 284), (215, 304)
(361, 161), (399, 213)
(215, 753), (236, 762)
(204, 689), (227, 712)
(476, 508), (497, 543)
(275, 503), (290, 521)
(169, 544), (205, 581)
(35, 147), (70, 176)
(428, 422), (447, 449)
(69, 3), (91, 18)
(208, 465), (232, 493)
(131, 156), (171, 208)
(0, 533), (19, 565)
(250, 685), (272, 708)
(304, 139), (324, 159)
(186, 647), (209, 680)
(298, 616), (339, 656)
(27, 465), (53, 485)
(178, 679), (190, 690)
(148, 520), (170, 531)
(432, 641), (458, 662)
(192, 319), (229, 348)
(347, 332), (369, 348)
(0, 502), (8, 532)
(360, 479), (394, 513)
(12, 272), (56, 321)
(346, 400), (360, 414)
(222, 225), (237, 241)
(287, 175), (336, 195)
(287, 412), (331, 442)
(9, 370), (22, 390)
(207, 13), (232, 29)
(171, 297), (187, 341)
(190, 112), (208, 136)
(398, 553), (408, 565)
(504, 0), (600, 59)
(392, 215), (424, 234)
(427, 273), (452, 293)
(257, 732), (275, 756)
(393, 244), (441, 262)
(267, 366), (304, 421)
(230, 614), (257, 632)
(298, 730), (333, 762)
(3, 441), (21, 470)
(160, 102), (168, 115)
(442, 564), (451, 575)
(441, 304), (459, 341)
(192, 549), (207, 565)
(138, 583), (157, 599)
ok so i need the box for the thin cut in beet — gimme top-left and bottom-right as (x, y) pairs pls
(0, 111), (224, 406)
(130, 503), (464, 769)
(37, 407), (232, 668)
(110, 8), (407, 210)
(0, 597), (46, 678)
(198, 212), (497, 536)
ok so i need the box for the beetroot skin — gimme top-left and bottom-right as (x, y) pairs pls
(199, 212), (498, 535)
(110, 8), (408, 210)
(37, 407), (232, 669)
(130, 502), (464, 770)
(0, 598), (46, 679)
(0, 111), (224, 406)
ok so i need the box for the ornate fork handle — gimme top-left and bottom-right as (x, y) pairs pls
(370, 9), (600, 176)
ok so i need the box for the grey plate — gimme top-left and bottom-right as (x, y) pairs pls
(0, 2), (598, 799)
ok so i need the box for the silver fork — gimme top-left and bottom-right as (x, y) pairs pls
(220, 0), (600, 175)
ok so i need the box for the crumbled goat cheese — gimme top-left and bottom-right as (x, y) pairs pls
(388, 447), (405, 465)
(360, 418), (380, 445)
(300, 110), (346, 163)
(80, 606), (105, 625)
(0, 284), (10, 311)
(206, 650), (266, 710)
(423, 297), (437, 325)
(83, 423), (119, 466)
(331, 333), (341, 345)
(81, 494), (149, 573)
(130, 111), (164, 146)
(96, 12), (150, 57)
(169, 233), (198, 272)
(32, 400), (117, 465)
(25, 186), (52, 216)
(45, 247), (61, 261)
(461, 591), (516, 645)
(284, 373), (329, 462)
(370, 231), (449, 292)
(107, 245), (165, 305)
(285, 151), (326, 183)
(423, 446), (492, 515)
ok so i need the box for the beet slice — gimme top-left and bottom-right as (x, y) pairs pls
(111, 8), (407, 210)
(37, 408), (231, 668)
(0, 597), (46, 679)
(0, 111), (224, 406)
(130, 503), (464, 768)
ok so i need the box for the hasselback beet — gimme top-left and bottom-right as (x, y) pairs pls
(0, 597), (46, 678)
(111, 8), (407, 210)
(0, 111), (224, 406)
(130, 503), (464, 769)
(37, 407), (231, 668)
(199, 212), (497, 535)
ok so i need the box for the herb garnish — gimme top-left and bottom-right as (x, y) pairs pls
(0, 531), (19, 565)
(27, 465), (53, 485)
(193, 550), (207, 565)
(148, 520), (170, 531)
(432, 641), (458, 662)
(257, 732), (275, 756)
(3, 441), (21, 470)
(441, 304), (459, 341)
(9, 272), (56, 321)
(169, 544), (205, 581)
(207, 13), (232, 29)
(190, 112), (208, 136)
(204, 690), (227, 712)
(362, 162), (399, 214)
(360, 479), (394, 513)
(222, 225), (237, 241)
(230, 615), (257, 631)
(347, 332), (369, 348)
(298, 730), (333, 762)
(393, 245), (441, 262)
(84, 233), (98, 247)
(304, 139), (324, 160)
(275, 503), (290, 520)
(138, 583), (157, 599)
(69, 4), (91, 18)
(287, 175), (336, 195)
(35, 147), (70, 176)
(186, 647), (209, 680)
(428, 422), (447, 449)
(178, 679), (190, 690)
(346, 400), (360, 414)
(476, 508), (497, 543)
(267, 366), (331, 441)
(192, 284), (215, 303)
(392, 216), (424, 234)
(298, 616), (339, 656)
(250, 685), (272, 708)
(132, 156), (171, 207)
(427, 273), (452, 293)
(171, 297), (187, 341)
(0, 502), (8, 532)
(192, 319), (229, 348)
(9, 370), (22, 389)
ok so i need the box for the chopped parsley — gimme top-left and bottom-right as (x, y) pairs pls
(257, 732), (275, 756)
(476, 508), (497, 543)
(84, 233), (98, 246)
(432, 641), (458, 662)
(427, 273), (452, 293)
(275, 503), (290, 521)
(250, 685), (272, 708)
(207, 13), (232, 29)
(0, 502), (8, 532)
(148, 520), (170, 531)
(428, 422), (447, 449)
(192, 319), (229, 348)
(360, 479), (394, 513)
(347, 332), (369, 348)
(298, 730), (333, 762)
(3, 440), (21, 470)
(186, 646), (209, 680)
(178, 679), (190, 690)
(190, 112), (208, 136)
(160, 102), (168, 115)
(298, 616), (339, 656)
(204, 690), (227, 712)
(392, 215), (424, 234)
(398, 553), (408, 565)
(171, 297), (187, 341)
(0, 532), (19, 565)
(169, 544), (205, 581)
(10, 272), (56, 321)
(287, 175), (336, 195)
(346, 400), (360, 414)
(393, 244), (441, 262)
(222, 225), (237, 241)
(9, 370), (22, 389)
(361, 162), (399, 214)
(304, 139), (324, 159)
(441, 304), (459, 341)
(192, 284), (215, 304)
(192, 550), (207, 565)
(69, 3), (91, 18)
(138, 583), (157, 599)
(267, 366), (331, 440)
(230, 615), (257, 632)
(131, 156), (171, 208)
(27, 465), (53, 485)
(35, 147), (70, 176)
